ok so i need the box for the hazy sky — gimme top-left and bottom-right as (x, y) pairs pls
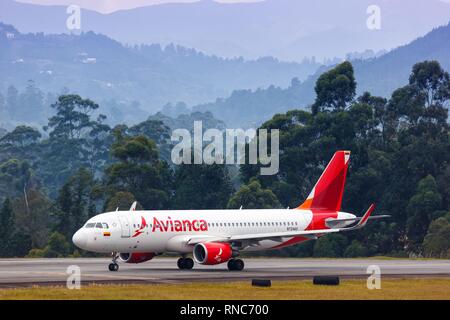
(17, 0), (264, 13)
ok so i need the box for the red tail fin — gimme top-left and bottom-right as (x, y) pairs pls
(297, 151), (350, 211)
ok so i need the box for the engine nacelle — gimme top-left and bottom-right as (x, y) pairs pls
(119, 252), (155, 263)
(193, 242), (232, 265)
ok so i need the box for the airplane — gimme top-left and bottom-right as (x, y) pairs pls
(72, 150), (388, 271)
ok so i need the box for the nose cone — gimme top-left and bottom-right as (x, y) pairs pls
(72, 229), (87, 250)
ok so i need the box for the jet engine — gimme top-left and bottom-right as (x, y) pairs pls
(193, 242), (232, 265)
(119, 252), (155, 263)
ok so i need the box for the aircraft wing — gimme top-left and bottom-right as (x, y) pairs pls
(186, 228), (341, 245)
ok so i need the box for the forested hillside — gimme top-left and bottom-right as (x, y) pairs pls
(195, 22), (450, 128)
(0, 22), (320, 126)
(0, 60), (448, 259)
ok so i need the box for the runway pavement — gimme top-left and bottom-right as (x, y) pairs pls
(0, 258), (449, 287)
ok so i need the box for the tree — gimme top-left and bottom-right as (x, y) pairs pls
(406, 175), (443, 252)
(54, 168), (97, 240)
(227, 179), (281, 209)
(422, 215), (450, 258)
(105, 128), (172, 210)
(0, 159), (33, 203)
(409, 61), (450, 110)
(313, 234), (348, 257)
(358, 92), (397, 144)
(104, 191), (136, 212)
(173, 162), (233, 210)
(13, 189), (51, 249)
(387, 61), (449, 127)
(6, 85), (19, 120)
(28, 232), (71, 258)
(44, 232), (71, 257)
(45, 95), (100, 139)
(344, 240), (368, 257)
(312, 61), (356, 114)
(0, 126), (42, 148)
(0, 199), (14, 256)
(17, 80), (44, 123)
(0, 198), (32, 257)
(128, 120), (172, 162)
(40, 95), (111, 197)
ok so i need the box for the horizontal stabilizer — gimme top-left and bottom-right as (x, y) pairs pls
(326, 214), (390, 228)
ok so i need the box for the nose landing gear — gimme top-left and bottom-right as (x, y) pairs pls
(108, 252), (119, 271)
(177, 257), (194, 270)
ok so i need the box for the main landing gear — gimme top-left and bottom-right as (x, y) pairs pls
(177, 257), (194, 270)
(108, 252), (119, 272)
(227, 259), (244, 271)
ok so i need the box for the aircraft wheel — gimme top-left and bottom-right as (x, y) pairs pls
(177, 258), (186, 269)
(178, 257), (194, 270)
(228, 259), (244, 271)
(108, 263), (119, 272)
(234, 259), (244, 271)
(184, 258), (194, 270)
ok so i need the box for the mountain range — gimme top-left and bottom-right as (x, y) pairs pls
(0, 22), (320, 120)
(1, 2), (450, 129)
(193, 22), (450, 127)
(2, 0), (450, 61)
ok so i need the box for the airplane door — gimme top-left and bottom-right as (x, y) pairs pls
(118, 215), (131, 238)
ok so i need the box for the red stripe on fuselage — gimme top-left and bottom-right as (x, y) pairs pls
(271, 209), (338, 249)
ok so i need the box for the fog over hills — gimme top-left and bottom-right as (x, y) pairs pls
(0, 22), (320, 121)
(193, 22), (450, 127)
(2, 0), (450, 61)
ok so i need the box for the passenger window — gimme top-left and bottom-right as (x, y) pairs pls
(95, 223), (103, 228)
(85, 223), (95, 228)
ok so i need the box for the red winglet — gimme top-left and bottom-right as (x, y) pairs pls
(359, 203), (376, 227)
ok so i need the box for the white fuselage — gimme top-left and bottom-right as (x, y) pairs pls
(72, 209), (355, 254)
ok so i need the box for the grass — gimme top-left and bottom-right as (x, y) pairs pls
(0, 278), (449, 300)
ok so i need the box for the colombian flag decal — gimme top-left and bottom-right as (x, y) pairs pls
(103, 232), (111, 237)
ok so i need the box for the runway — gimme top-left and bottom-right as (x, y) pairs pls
(0, 258), (449, 287)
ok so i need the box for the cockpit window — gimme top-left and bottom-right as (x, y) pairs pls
(85, 223), (95, 228)
(95, 222), (103, 228)
(102, 223), (109, 229)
